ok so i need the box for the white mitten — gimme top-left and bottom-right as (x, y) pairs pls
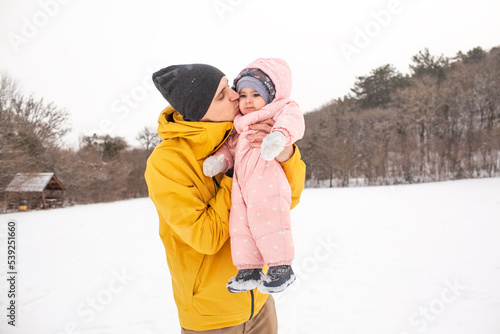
(203, 155), (227, 177)
(260, 131), (287, 161)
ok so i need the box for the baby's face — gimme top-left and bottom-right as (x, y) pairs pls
(238, 87), (267, 115)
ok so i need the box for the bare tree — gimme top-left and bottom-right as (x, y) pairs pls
(0, 72), (71, 150)
(136, 126), (161, 152)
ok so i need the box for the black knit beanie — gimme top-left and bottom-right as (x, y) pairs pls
(152, 64), (225, 121)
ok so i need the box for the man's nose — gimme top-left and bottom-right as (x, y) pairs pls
(228, 88), (239, 101)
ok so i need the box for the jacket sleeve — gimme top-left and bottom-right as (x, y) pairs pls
(280, 144), (306, 209)
(272, 101), (305, 146)
(145, 155), (232, 255)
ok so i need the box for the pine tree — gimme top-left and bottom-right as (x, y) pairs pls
(351, 64), (408, 109)
(409, 48), (449, 80)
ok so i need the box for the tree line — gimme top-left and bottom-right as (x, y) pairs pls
(1, 45), (498, 209)
(300, 46), (500, 187)
(0, 73), (160, 207)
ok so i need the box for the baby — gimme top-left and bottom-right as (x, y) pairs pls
(203, 58), (305, 294)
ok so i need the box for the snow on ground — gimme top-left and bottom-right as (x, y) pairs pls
(0, 178), (499, 334)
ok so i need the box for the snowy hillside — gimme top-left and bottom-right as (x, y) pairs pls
(1, 178), (499, 334)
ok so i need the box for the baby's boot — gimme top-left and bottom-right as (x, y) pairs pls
(227, 268), (263, 293)
(258, 265), (296, 294)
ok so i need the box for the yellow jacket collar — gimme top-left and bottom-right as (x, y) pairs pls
(157, 105), (233, 158)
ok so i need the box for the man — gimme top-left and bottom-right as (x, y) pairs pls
(144, 63), (306, 333)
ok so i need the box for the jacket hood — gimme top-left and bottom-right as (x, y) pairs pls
(236, 58), (293, 102)
(156, 105), (233, 158)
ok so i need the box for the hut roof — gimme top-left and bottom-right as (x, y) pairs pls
(5, 173), (66, 192)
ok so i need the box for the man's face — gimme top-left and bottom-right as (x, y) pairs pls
(200, 77), (240, 122)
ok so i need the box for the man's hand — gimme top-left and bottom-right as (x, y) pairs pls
(247, 119), (294, 162)
(247, 119), (274, 145)
(274, 145), (294, 163)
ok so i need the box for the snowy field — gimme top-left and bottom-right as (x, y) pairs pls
(1, 178), (500, 334)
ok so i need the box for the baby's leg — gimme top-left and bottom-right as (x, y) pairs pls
(244, 162), (294, 267)
(230, 173), (265, 269)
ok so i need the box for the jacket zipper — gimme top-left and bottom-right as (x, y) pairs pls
(249, 290), (255, 320)
(212, 177), (220, 194)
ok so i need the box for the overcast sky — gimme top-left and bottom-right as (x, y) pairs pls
(1, 0), (499, 148)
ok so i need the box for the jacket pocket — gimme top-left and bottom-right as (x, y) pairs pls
(192, 254), (206, 297)
(191, 245), (247, 317)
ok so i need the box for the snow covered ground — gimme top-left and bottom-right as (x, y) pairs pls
(1, 178), (499, 334)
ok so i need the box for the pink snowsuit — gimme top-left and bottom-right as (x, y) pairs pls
(215, 58), (305, 270)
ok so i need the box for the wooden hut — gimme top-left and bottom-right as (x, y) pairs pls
(5, 173), (66, 210)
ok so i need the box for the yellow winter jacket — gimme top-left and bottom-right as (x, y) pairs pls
(145, 106), (306, 331)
